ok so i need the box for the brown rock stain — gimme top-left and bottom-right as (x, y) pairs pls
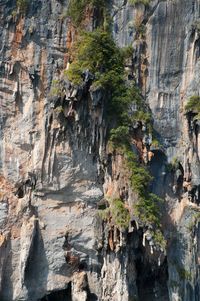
(11, 17), (25, 57)
(0, 234), (6, 247)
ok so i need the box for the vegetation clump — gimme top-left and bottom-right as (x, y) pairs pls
(98, 198), (130, 230)
(66, 29), (124, 85)
(177, 267), (192, 281)
(185, 95), (200, 120)
(187, 212), (200, 232)
(128, 0), (151, 6)
(65, 0), (165, 249)
(16, 0), (28, 14)
(110, 198), (130, 229)
(166, 157), (180, 172)
(133, 11), (146, 39)
(67, 0), (107, 26)
(50, 79), (63, 97)
(125, 148), (165, 249)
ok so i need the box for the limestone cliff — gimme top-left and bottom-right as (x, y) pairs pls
(0, 0), (200, 300)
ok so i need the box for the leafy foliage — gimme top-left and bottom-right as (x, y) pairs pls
(16, 0), (28, 14)
(98, 207), (110, 221)
(67, 0), (107, 26)
(99, 198), (130, 230)
(110, 126), (130, 145)
(128, 0), (151, 6)
(187, 212), (200, 232)
(153, 229), (167, 250)
(66, 29), (124, 84)
(50, 79), (63, 96)
(165, 157), (180, 173)
(66, 27), (151, 127)
(151, 138), (160, 148)
(125, 148), (165, 248)
(110, 199), (130, 229)
(177, 267), (192, 281)
(65, 0), (164, 248)
(185, 95), (200, 120)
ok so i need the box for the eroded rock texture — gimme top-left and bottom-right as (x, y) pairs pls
(0, 0), (200, 300)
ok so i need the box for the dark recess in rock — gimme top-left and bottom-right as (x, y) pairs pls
(40, 286), (72, 301)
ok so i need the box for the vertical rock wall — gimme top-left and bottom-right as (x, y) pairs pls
(0, 0), (200, 300)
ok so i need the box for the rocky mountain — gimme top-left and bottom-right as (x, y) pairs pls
(0, 0), (200, 300)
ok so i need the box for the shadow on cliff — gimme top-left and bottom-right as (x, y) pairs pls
(0, 238), (13, 301)
(58, 231), (102, 277)
(24, 216), (49, 301)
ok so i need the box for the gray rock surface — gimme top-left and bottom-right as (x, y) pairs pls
(1, 0), (200, 300)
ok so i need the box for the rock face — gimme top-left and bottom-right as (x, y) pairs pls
(0, 0), (200, 300)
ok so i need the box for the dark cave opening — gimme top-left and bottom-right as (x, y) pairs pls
(40, 284), (72, 301)
(148, 150), (167, 197)
(15, 186), (24, 198)
(39, 280), (98, 301)
(135, 256), (169, 301)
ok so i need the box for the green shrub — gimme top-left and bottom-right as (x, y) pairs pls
(151, 138), (160, 148)
(124, 148), (165, 248)
(50, 79), (63, 96)
(185, 95), (200, 120)
(67, 0), (89, 26)
(187, 212), (200, 232)
(132, 110), (151, 124)
(135, 193), (162, 226)
(12, 9), (18, 18)
(99, 147), (165, 245)
(67, 0), (107, 26)
(177, 267), (192, 281)
(98, 208), (110, 221)
(128, 0), (151, 6)
(16, 0), (28, 14)
(66, 29), (124, 83)
(125, 150), (152, 194)
(110, 126), (130, 145)
(121, 45), (134, 60)
(64, 4), (164, 247)
(98, 198), (130, 230)
(166, 157), (180, 172)
(135, 24), (146, 39)
(153, 229), (166, 250)
(110, 198), (130, 229)
(66, 27), (152, 128)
